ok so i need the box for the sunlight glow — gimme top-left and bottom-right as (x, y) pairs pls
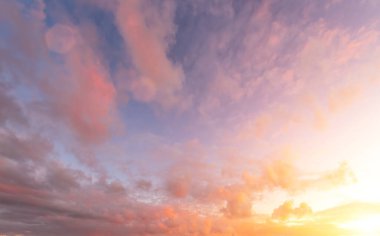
(339, 215), (380, 236)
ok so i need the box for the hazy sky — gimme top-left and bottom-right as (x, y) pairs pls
(1, 0), (380, 235)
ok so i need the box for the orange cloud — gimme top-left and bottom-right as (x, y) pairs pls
(272, 200), (313, 221)
(257, 156), (356, 192)
(260, 157), (299, 191)
(328, 84), (362, 112)
(316, 161), (357, 188)
(222, 191), (252, 218)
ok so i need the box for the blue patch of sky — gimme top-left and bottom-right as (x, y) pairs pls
(118, 99), (197, 144)
(53, 140), (95, 177)
(0, 22), (11, 49)
(120, 100), (164, 134)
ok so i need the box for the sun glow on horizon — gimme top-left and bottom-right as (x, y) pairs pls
(339, 214), (380, 236)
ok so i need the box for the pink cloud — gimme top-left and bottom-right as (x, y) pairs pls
(1, 0), (120, 147)
(45, 24), (79, 54)
(0, 84), (27, 126)
(44, 24), (118, 144)
(236, 113), (272, 141)
(115, 0), (185, 110)
(2, 1), (380, 235)
(166, 177), (190, 198)
(328, 84), (362, 112)
(222, 191), (252, 218)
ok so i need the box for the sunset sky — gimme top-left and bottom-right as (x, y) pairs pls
(1, 0), (380, 235)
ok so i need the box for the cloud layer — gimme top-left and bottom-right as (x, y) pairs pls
(1, 0), (380, 235)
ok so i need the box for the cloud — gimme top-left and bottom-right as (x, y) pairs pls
(0, 135), (364, 235)
(44, 23), (118, 144)
(0, 84), (27, 126)
(45, 24), (79, 54)
(166, 177), (190, 198)
(0, 130), (51, 162)
(328, 84), (362, 112)
(1, 1), (120, 146)
(315, 161), (357, 188)
(259, 154), (299, 191)
(272, 200), (313, 221)
(1, 0), (380, 235)
(249, 152), (357, 193)
(115, 0), (186, 110)
(222, 191), (252, 218)
(153, 142), (357, 220)
(0, 0), (47, 83)
(236, 113), (272, 141)
(135, 179), (152, 191)
(153, 139), (215, 200)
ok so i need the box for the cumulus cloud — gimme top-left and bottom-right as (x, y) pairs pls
(260, 156), (299, 191)
(272, 200), (313, 221)
(222, 191), (252, 218)
(214, 149), (357, 219)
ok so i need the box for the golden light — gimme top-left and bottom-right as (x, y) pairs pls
(339, 214), (380, 236)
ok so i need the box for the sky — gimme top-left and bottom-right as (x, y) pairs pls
(1, 0), (380, 235)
